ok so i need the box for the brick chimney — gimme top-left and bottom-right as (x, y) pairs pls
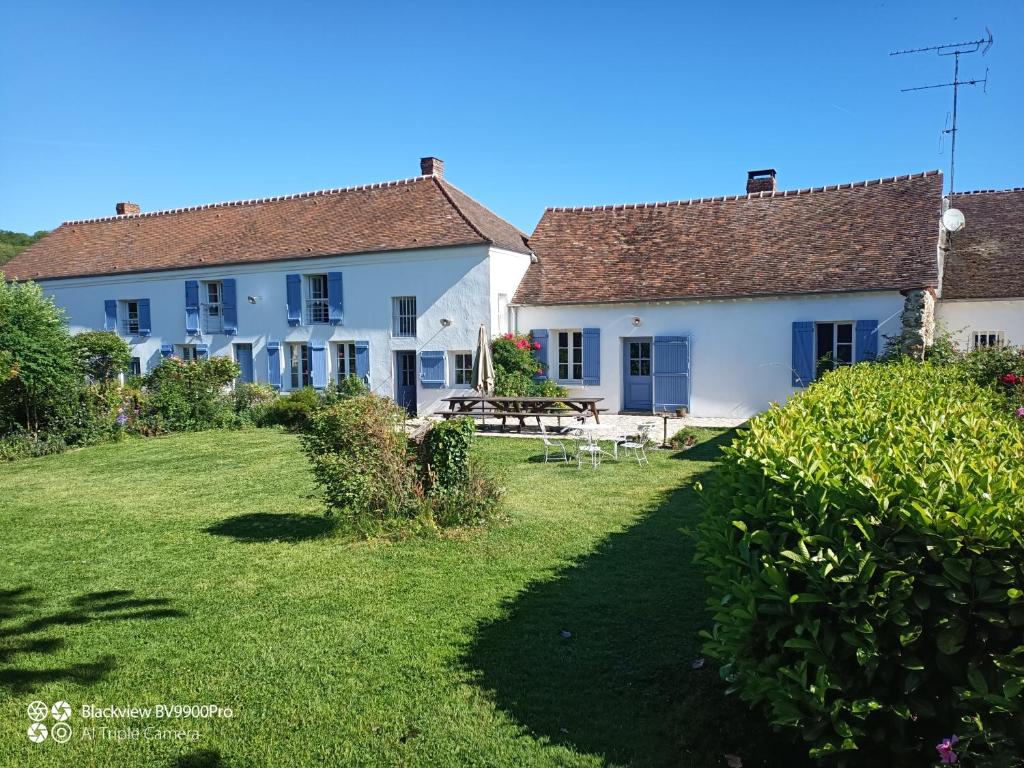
(420, 157), (444, 178)
(116, 201), (141, 215)
(746, 169), (777, 195)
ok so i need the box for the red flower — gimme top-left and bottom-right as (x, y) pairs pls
(1001, 373), (1019, 385)
(534, 342), (541, 350)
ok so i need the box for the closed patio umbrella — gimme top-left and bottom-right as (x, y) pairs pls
(472, 324), (495, 393)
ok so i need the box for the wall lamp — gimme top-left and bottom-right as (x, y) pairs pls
(247, 295), (262, 304)
(632, 316), (642, 326)
(440, 318), (452, 328)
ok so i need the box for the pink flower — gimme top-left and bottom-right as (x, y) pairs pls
(936, 735), (959, 765)
(1016, 407), (1024, 418)
(1001, 373), (1019, 386)
(534, 342), (541, 350)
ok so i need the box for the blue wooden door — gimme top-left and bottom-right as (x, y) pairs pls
(235, 344), (254, 383)
(395, 351), (417, 416)
(623, 338), (653, 411)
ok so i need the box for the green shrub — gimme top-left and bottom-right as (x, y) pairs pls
(418, 418), (503, 527)
(138, 356), (239, 432)
(71, 330), (131, 382)
(492, 332), (568, 398)
(0, 430), (67, 461)
(300, 394), (418, 533)
(232, 383), (278, 424)
(696, 361), (1024, 766)
(322, 376), (369, 404)
(262, 387), (321, 430)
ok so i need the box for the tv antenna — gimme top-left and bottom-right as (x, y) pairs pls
(891, 28), (993, 195)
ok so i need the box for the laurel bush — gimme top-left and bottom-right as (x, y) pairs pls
(696, 361), (1024, 766)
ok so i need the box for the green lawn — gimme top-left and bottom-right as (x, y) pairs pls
(0, 427), (790, 767)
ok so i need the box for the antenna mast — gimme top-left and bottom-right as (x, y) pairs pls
(891, 28), (993, 195)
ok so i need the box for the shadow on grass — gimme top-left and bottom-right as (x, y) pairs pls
(465, 456), (809, 767)
(205, 512), (337, 543)
(172, 749), (226, 767)
(0, 586), (186, 693)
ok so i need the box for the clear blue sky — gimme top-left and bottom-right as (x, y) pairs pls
(1, 1), (1021, 235)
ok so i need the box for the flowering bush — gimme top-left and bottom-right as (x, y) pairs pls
(137, 356), (239, 433)
(491, 332), (567, 398)
(697, 361), (1024, 766)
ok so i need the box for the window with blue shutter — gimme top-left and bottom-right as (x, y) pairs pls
(792, 321), (815, 387)
(160, 344), (174, 358)
(137, 298), (152, 337)
(104, 300), (118, 331)
(222, 279), (238, 335)
(582, 328), (601, 385)
(185, 280), (200, 334)
(327, 272), (344, 325)
(311, 342), (327, 389)
(531, 329), (548, 381)
(267, 342), (282, 389)
(653, 336), (690, 411)
(196, 344), (209, 360)
(420, 351), (446, 388)
(286, 274), (302, 326)
(354, 341), (370, 384)
(855, 320), (879, 362)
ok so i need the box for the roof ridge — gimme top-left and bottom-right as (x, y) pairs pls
(60, 175), (434, 226)
(952, 186), (1024, 197)
(436, 177), (530, 240)
(543, 170), (943, 213)
(430, 176), (490, 243)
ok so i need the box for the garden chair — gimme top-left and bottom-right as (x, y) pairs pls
(618, 421), (656, 465)
(571, 428), (604, 469)
(538, 421), (568, 463)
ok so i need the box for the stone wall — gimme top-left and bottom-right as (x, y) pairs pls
(900, 288), (936, 358)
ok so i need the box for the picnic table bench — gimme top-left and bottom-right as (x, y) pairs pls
(436, 395), (606, 432)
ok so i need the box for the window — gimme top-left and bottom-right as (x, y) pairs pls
(973, 331), (1005, 350)
(497, 293), (509, 334)
(306, 275), (329, 324)
(815, 322), (854, 379)
(122, 300), (140, 335)
(290, 343), (311, 389)
(628, 341), (651, 376)
(202, 281), (223, 333)
(336, 342), (358, 382)
(392, 296), (417, 337)
(557, 330), (584, 381)
(129, 357), (141, 377)
(178, 344), (199, 362)
(453, 352), (473, 386)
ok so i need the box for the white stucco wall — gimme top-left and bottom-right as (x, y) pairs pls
(515, 291), (908, 418)
(936, 299), (1024, 350)
(488, 247), (532, 337)
(38, 243), (502, 416)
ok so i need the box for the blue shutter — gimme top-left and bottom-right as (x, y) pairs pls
(792, 321), (815, 387)
(327, 272), (344, 325)
(104, 300), (118, 331)
(222, 279), (238, 335)
(160, 344), (174, 358)
(196, 344), (209, 360)
(286, 274), (302, 326)
(420, 351), (446, 388)
(653, 336), (690, 412)
(185, 280), (200, 334)
(267, 342), (282, 389)
(855, 320), (879, 362)
(354, 341), (370, 384)
(311, 342), (327, 389)
(582, 328), (601, 385)
(137, 298), (151, 337)
(531, 329), (549, 381)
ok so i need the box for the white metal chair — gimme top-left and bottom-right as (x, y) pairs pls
(618, 421), (656, 465)
(539, 422), (568, 463)
(570, 428), (604, 469)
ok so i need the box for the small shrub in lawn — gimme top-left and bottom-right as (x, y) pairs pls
(300, 394), (418, 533)
(696, 361), (1024, 766)
(232, 383), (279, 425)
(419, 417), (503, 526)
(0, 430), (67, 461)
(669, 428), (699, 450)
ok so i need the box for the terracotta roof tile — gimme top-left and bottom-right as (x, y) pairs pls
(942, 188), (1024, 299)
(514, 171), (943, 305)
(4, 175), (530, 281)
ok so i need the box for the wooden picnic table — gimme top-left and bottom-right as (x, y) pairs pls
(438, 395), (606, 432)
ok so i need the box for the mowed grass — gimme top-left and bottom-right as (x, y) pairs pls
(0, 427), (769, 767)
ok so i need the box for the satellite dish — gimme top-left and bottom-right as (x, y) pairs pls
(942, 208), (966, 233)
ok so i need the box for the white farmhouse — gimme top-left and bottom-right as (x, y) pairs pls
(3, 158), (532, 416)
(5, 160), (1021, 419)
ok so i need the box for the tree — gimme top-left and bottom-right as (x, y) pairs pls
(0, 230), (48, 267)
(0, 275), (80, 431)
(72, 331), (131, 383)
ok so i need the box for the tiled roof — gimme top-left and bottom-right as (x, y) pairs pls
(3, 175), (530, 281)
(942, 188), (1024, 300)
(514, 171), (943, 305)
